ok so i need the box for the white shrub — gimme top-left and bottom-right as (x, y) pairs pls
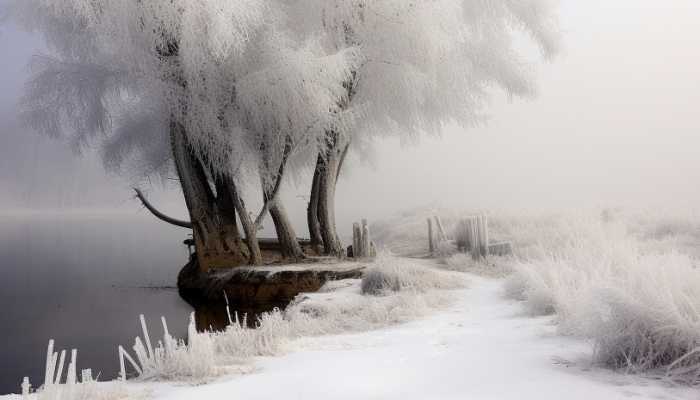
(213, 310), (290, 363)
(372, 207), (700, 383)
(360, 252), (465, 295)
(504, 212), (700, 384)
(120, 314), (218, 382)
(581, 253), (700, 383)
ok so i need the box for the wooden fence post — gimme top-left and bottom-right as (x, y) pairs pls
(456, 215), (487, 260)
(351, 219), (374, 258)
(361, 219), (371, 257)
(470, 216), (478, 259)
(435, 216), (447, 242)
(454, 213), (510, 259)
(481, 215), (489, 257)
(428, 218), (434, 255)
(353, 222), (361, 258)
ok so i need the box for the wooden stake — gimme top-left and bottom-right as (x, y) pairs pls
(361, 219), (371, 257)
(473, 216), (479, 252)
(139, 315), (154, 360)
(428, 218), (435, 255)
(476, 215), (483, 257)
(482, 214), (489, 256)
(435, 216), (447, 242)
(353, 222), (361, 258)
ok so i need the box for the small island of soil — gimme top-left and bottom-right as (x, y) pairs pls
(177, 255), (366, 331)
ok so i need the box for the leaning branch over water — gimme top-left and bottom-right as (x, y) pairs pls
(134, 188), (193, 229)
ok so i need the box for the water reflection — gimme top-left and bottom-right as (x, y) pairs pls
(193, 302), (278, 331)
(0, 215), (192, 394)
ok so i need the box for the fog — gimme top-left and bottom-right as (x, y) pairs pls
(1, 0), (699, 228)
(0, 1), (699, 394)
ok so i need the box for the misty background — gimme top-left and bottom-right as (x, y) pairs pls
(1, 0), (699, 229)
(1, 0), (699, 394)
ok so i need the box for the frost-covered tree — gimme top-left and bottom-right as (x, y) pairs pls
(287, 0), (560, 256)
(236, 38), (359, 260)
(6, 0), (559, 266)
(6, 1), (357, 268)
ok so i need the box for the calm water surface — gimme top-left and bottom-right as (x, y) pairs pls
(0, 215), (194, 394)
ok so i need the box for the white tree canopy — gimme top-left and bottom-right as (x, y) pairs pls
(285, 0), (560, 150)
(7, 0), (359, 186)
(7, 0), (559, 187)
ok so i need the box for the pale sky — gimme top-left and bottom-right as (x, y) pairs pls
(1, 0), (699, 233)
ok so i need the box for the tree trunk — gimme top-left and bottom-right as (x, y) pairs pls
(316, 134), (349, 257)
(226, 178), (263, 265)
(269, 201), (305, 261)
(306, 155), (324, 254)
(257, 136), (303, 261)
(309, 73), (356, 258)
(215, 176), (262, 265)
(171, 122), (249, 271)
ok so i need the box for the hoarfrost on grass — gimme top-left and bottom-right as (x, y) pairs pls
(375, 207), (700, 384)
(33, 381), (137, 400)
(500, 213), (700, 384)
(114, 254), (463, 383)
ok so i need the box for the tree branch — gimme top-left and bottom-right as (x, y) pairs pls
(134, 188), (193, 229)
(336, 140), (351, 181)
(254, 136), (293, 227)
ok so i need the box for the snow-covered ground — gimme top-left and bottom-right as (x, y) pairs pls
(140, 269), (695, 400)
(5, 208), (700, 399)
(3, 258), (698, 399)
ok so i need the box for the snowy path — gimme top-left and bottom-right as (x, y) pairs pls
(150, 274), (697, 400)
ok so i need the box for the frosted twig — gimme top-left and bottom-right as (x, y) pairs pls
(44, 340), (54, 388)
(54, 349), (66, 385)
(119, 345), (143, 377)
(140, 314), (155, 360)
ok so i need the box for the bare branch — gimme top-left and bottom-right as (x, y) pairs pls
(134, 188), (193, 229)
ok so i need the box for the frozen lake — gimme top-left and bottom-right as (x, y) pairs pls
(0, 215), (193, 394)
